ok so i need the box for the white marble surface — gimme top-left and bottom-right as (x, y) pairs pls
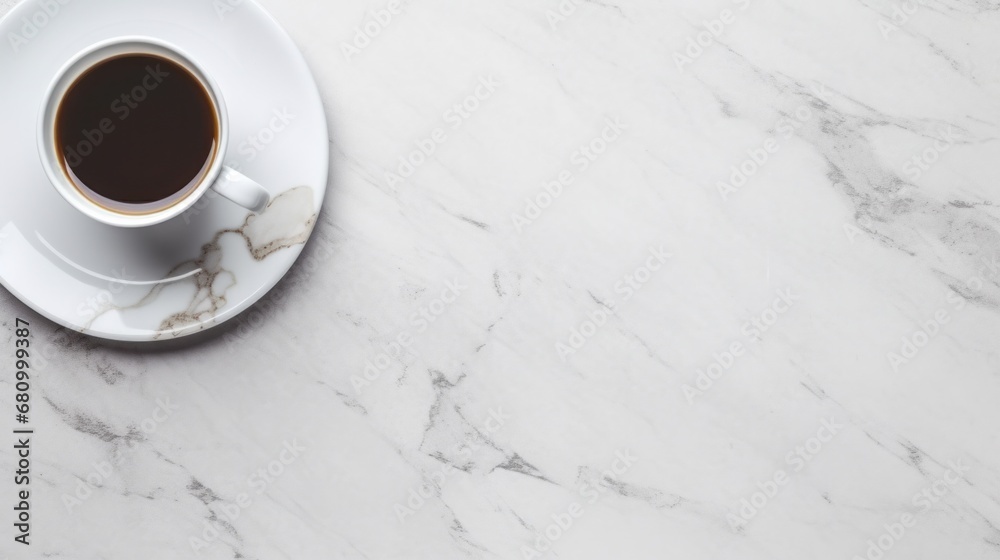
(3, 0), (1000, 558)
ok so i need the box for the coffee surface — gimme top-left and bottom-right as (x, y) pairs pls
(56, 54), (217, 210)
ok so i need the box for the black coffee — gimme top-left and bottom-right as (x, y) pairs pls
(55, 54), (218, 211)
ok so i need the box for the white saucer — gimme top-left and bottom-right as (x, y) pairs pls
(0, 0), (328, 341)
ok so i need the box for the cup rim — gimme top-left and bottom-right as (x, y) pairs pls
(37, 36), (229, 229)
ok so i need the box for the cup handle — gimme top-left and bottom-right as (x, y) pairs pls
(210, 166), (271, 214)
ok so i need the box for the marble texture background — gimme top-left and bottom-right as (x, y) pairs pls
(3, 0), (1000, 558)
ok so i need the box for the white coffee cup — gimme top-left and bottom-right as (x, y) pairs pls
(37, 36), (271, 228)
